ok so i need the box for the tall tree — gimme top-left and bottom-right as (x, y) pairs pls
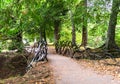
(54, 20), (61, 42)
(105, 0), (120, 50)
(70, 10), (76, 46)
(48, 0), (67, 41)
(67, 0), (82, 46)
(81, 0), (88, 47)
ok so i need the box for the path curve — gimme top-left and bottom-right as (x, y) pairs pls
(48, 47), (120, 84)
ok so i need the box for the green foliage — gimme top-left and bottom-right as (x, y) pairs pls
(60, 27), (71, 41)
(116, 27), (120, 46)
(8, 41), (18, 50)
(0, 0), (120, 51)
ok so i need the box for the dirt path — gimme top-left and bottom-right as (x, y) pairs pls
(48, 47), (120, 84)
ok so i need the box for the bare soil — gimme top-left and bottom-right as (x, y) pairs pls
(4, 62), (54, 84)
(0, 52), (27, 80)
(0, 51), (54, 84)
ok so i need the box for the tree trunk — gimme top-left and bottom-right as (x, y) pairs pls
(40, 28), (46, 41)
(81, 0), (87, 47)
(54, 20), (61, 43)
(105, 0), (120, 50)
(43, 28), (47, 41)
(70, 10), (76, 46)
(81, 24), (87, 47)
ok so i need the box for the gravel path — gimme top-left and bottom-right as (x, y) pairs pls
(48, 48), (120, 84)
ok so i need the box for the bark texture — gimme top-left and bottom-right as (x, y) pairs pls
(54, 20), (61, 43)
(105, 0), (120, 50)
(70, 10), (76, 46)
(40, 28), (46, 41)
(81, 0), (87, 47)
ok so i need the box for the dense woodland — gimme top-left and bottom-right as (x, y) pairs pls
(0, 0), (120, 83)
(0, 0), (120, 52)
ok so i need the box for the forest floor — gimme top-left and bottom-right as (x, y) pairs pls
(76, 58), (120, 79)
(0, 46), (120, 84)
(0, 51), (54, 84)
